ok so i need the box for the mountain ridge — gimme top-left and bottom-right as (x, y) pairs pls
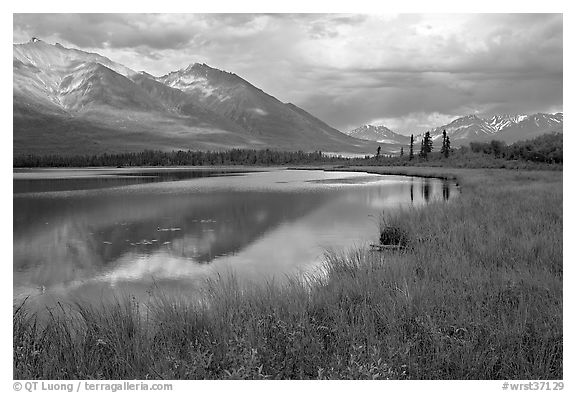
(349, 112), (563, 147)
(13, 39), (374, 155)
(14, 39), (561, 155)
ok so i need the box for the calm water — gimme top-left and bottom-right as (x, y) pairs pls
(13, 168), (457, 305)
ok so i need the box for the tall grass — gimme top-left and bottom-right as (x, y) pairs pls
(14, 168), (562, 380)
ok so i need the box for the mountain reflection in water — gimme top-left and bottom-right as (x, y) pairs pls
(13, 169), (457, 306)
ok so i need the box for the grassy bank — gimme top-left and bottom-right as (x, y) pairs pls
(13, 167), (562, 380)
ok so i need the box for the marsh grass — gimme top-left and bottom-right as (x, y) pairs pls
(13, 168), (562, 380)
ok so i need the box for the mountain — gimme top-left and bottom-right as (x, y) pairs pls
(348, 111), (562, 151)
(427, 114), (496, 143)
(14, 39), (374, 156)
(487, 114), (530, 131)
(418, 113), (563, 146)
(486, 112), (563, 144)
(346, 125), (410, 144)
(154, 63), (371, 151)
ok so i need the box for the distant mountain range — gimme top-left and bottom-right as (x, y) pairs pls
(423, 113), (563, 145)
(346, 125), (411, 145)
(13, 38), (374, 156)
(347, 113), (563, 147)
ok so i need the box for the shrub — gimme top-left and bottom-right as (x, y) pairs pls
(379, 226), (409, 247)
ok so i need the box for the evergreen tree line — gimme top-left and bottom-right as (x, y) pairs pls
(468, 133), (562, 163)
(404, 130), (451, 161)
(13, 133), (561, 168)
(399, 131), (560, 164)
(13, 149), (345, 168)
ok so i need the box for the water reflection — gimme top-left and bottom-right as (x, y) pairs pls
(13, 169), (458, 305)
(443, 180), (451, 201)
(422, 178), (431, 202)
(13, 169), (247, 194)
(409, 177), (452, 205)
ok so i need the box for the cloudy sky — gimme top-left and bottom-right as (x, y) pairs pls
(13, 13), (563, 134)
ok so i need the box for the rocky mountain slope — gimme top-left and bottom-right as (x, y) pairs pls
(14, 39), (372, 155)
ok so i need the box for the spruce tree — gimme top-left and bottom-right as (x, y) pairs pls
(441, 129), (447, 157)
(420, 131), (432, 159)
(400, 147), (404, 157)
(424, 131), (433, 155)
(444, 136), (451, 158)
(409, 134), (414, 160)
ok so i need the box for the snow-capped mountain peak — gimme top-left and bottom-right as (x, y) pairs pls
(14, 38), (135, 79)
(347, 111), (562, 147)
(14, 39), (377, 155)
(346, 124), (410, 144)
(416, 112), (563, 146)
(488, 114), (528, 131)
(422, 114), (496, 142)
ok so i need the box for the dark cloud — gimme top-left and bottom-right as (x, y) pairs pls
(14, 14), (196, 49)
(13, 13), (562, 133)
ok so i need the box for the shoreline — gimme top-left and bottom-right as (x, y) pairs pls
(13, 166), (563, 379)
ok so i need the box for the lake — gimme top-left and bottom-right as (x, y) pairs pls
(13, 168), (457, 306)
